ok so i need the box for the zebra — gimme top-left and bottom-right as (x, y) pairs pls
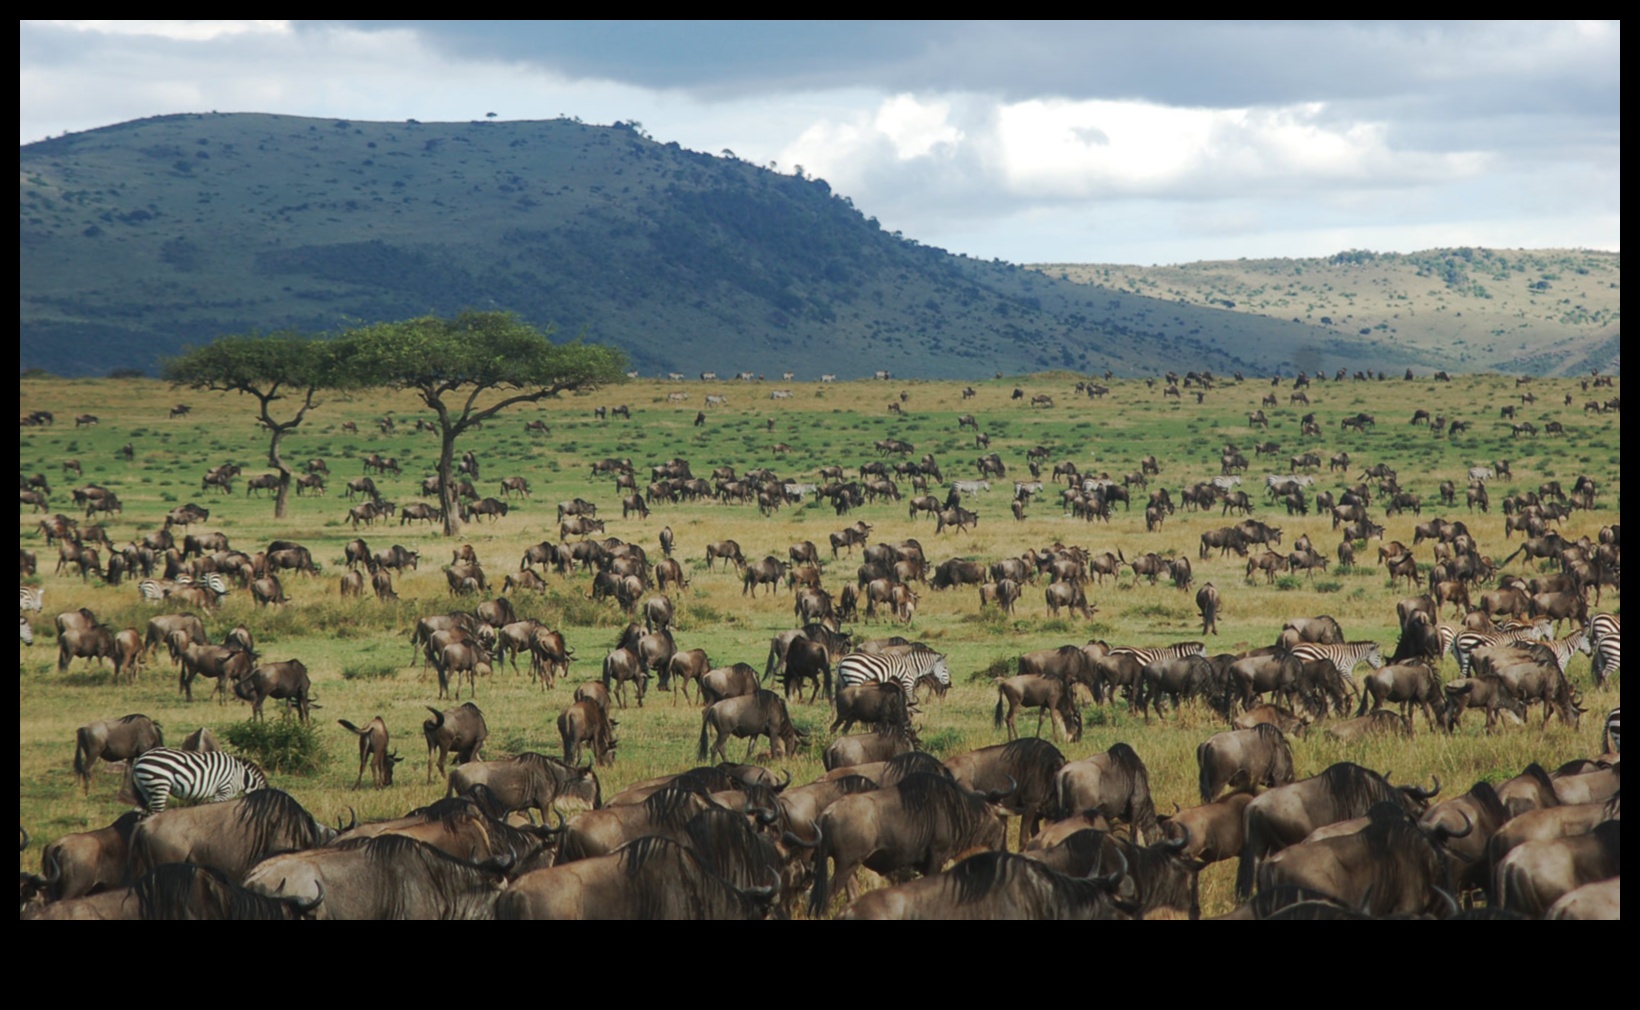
(1211, 475), (1242, 492)
(1288, 641), (1385, 682)
(1109, 642), (1207, 666)
(19, 615), (33, 646)
(201, 571), (231, 599)
(130, 748), (268, 817)
(819, 374), (837, 383)
(1534, 629), (1591, 675)
(1450, 621), (1552, 677)
(19, 586), (43, 614)
(1602, 707), (1621, 754)
(704, 394), (728, 407)
(836, 648), (951, 701)
(1467, 465), (1495, 483)
(950, 480), (991, 495)
(1589, 613), (1621, 686)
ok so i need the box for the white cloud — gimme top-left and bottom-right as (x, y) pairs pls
(37, 20), (291, 41)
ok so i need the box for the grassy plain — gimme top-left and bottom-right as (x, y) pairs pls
(18, 370), (1621, 913)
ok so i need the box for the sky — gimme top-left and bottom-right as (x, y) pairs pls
(18, 20), (1620, 266)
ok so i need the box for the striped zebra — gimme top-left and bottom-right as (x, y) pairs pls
(1602, 707), (1621, 754)
(1588, 613), (1621, 686)
(950, 480), (991, 495)
(137, 579), (166, 603)
(200, 572), (231, 598)
(1211, 476), (1242, 492)
(1109, 642), (1207, 666)
(1467, 466), (1495, 483)
(1288, 641), (1385, 681)
(1534, 629), (1591, 675)
(19, 616), (33, 646)
(836, 648), (951, 700)
(19, 586), (43, 613)
(1450, 621), (1552, 677)
(131, 748), (267, 816)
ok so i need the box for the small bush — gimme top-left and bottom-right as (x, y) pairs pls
(1313, 580), (1344, 594)
(1274, 576), (1302, 591)
(223, 718), (327, 775)
(340, 663), (397, 681)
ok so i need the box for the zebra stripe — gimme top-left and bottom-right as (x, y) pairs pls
(950, 480), (991, 495)
(1589, 614), (1620, 685)
(137, 579), (165, 603)
(1535, 630), (1590, 675)
(1603, 707), (1621, 755)
(1211, 476), (1242, 491)
(202, 572), (231, 598)
(19, 586), (44, 614)
(1467, 466), (1495, 483)
(837, 649), (950, 699)
(19, 616), (34, 646)
(1451, 621), (1552, 677)
(1109, 642), (1207, 666)
(131, 748), (267, 816)
(1288, 641), (1385, 678)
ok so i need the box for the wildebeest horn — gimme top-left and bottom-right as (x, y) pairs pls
(18, 826), (27, 851)
(751, 805), (780, 826)
(781, 827), (821, 850)
(289, 880), (324, 913)
(337, 806), (357, 832)
(1436, 810), (1474, 841)
(1403, 776), (1440, 801)
(984, 775), (1018, 804)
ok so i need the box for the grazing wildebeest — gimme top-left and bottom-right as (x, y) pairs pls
(423, 703), (487, 783)
(705, 539), (745, 571)
(30, 812), (141, 902)
(1236, 762), (1438, 898)
(448, 752), (593, 822)
(337, 716), (399, 788)
(234, 659), (312, 722)
(1159, 788), (1258, 865)
(1356, 661), (1444, 730)
(698, 690), (805, 762)
(993, 675), (1083, 743)
(73, 714), (164, 795)
(1256, 802), (1465, 918)
(1196, 725), (1294, 802)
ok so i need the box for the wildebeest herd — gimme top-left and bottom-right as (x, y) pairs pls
(19, 369), (1620, 918)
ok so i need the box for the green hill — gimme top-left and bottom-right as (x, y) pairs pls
(18, 112), (1544, 378)
(1035, 249), (1621, 376)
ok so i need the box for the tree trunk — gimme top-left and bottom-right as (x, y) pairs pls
(438, 427), (464, 536)
(269, 427), (293, 520)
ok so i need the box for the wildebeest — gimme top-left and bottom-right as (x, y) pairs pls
(31, 812), (141, 901)
(1196, 583), (1220, 635)
(498, 835), (778, 920)
(945, 738), (1065, 849)
(423, 703), (487, 782)
(337, 716), (398, 788)
(704, 540), (745, 571)
(699, 662), (761, 706)
(448, 752), (594, 821)
(1256, 802), (1463, 918)
(558, 699), (618, 767)
(1196, 725), (1294, 802)
(1160, 788), (1257, 865)
(832, 681), (912, 735)
(73, 714), (164, 795)
(804, 772), (1010, 917)
(698, 690), (805, 762)
(1236, 762), (1438, 898)
(128, 788), (332, 881)
(993, 675), (1083, 743)
(244, 835), (508, 920)
(1053, 743), (1161, 843)
(838, 849), (1131, 920)
(234, 659), (312, 721)
(1356, 661), (1443, 730)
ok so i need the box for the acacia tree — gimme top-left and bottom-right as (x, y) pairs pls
(162, 333), (339, 519)
(332, 311), (625, 535)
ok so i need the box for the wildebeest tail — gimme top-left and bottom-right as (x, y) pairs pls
(697, 710), (713, 762)
(1196, 741), (1214, 803)
(73, 728), (92, 790)
(1236, 807), (1271, 900)
(993, 689), (1006, 730)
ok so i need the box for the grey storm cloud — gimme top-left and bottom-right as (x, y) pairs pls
(315, 21), (1617, 114)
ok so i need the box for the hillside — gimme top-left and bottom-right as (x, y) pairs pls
(19, 113), (1455, 379)
(1035, 249), (1621, 376)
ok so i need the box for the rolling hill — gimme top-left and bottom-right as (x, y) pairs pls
(19, 113), (1590, 378)
(1035, 249), (1621, 377)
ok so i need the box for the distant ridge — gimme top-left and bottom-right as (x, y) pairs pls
(20, 113), (1524, 377)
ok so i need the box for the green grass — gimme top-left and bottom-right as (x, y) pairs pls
(17, 371), (1621, 914)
